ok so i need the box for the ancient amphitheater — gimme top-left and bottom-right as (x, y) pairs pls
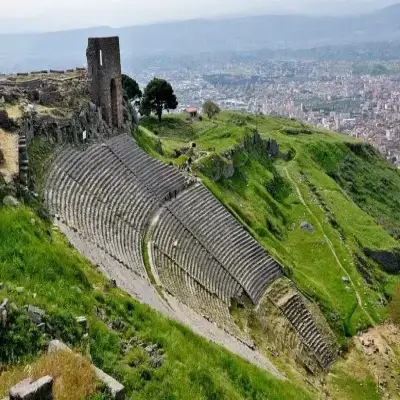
(45, 132), (334, 373)
(0, 36), (335, 375)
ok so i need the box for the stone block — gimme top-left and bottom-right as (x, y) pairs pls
(76, 316), (88, 333)
(24, 305), (45, 325)
(3, 196), (19, 207)
(300, 221), (315, 233)
(48, 340), (72, 353)
(0, 298), (8, 328)
(9, 376), (53, 400)
(94, 367), (125, 400)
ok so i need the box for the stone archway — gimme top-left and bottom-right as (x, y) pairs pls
(110, 78), (118, 127)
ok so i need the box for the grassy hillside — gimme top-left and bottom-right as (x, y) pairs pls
(0, 206), (311, 400)
(138, 112), (400, 341)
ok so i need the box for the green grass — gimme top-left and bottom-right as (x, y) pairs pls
(28, 136), (56, 198)
(308, 140), (400, 238)
(0, 205), (312, 400)
(136, 111), (400, 342)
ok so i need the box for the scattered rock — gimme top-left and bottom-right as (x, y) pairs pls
(150, 353), (164, 368)
(143, 343), (165, 369)
(110, 320), (126, 332)
(48, 339), (71, 353)
(109, 279), (117, 288)
(0, 298), (9, 328)
(122, 337), (165, 369)
(300, 221), (315, 233)
(341, 276), (350, 284)
(3, 195), (19, 208)
(94, 367), (125, 400)
(24, 305), (45, 325)
(76, 316), (88, 333)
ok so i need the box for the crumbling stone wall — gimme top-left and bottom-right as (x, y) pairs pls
(86, 37), (124, 128)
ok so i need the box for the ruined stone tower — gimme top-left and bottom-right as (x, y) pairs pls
(86, 37), (124, 128)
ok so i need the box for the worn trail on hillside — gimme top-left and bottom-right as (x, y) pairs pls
(283, 166), (375, 326)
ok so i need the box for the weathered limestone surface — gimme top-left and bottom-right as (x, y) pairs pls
(9, 376), (53, 400)
(94, 368), (125, 400)
(48, 339), (71, 353)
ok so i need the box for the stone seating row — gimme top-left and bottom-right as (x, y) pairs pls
(281, 294), (333, 369)
(152, 207), (243, 303)
(53, 144), (157, 231)
(151, 244), (246, 338)
(166, 184), (282, 303)
(46, 166), (143, 274)
(106, 135), (186, 200)
(45, 143), (162, 276)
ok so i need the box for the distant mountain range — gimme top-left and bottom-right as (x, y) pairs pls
(2, 4), (400, 73)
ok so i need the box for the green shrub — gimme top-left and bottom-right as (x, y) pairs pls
(0, 310), (45, 364)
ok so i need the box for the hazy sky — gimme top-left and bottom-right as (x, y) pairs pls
(1, 0), (399, 32)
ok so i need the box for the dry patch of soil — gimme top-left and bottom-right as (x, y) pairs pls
(327, 323), (400, 400)
(357, 324), (400, 397)
(0, 130), (19, 182)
